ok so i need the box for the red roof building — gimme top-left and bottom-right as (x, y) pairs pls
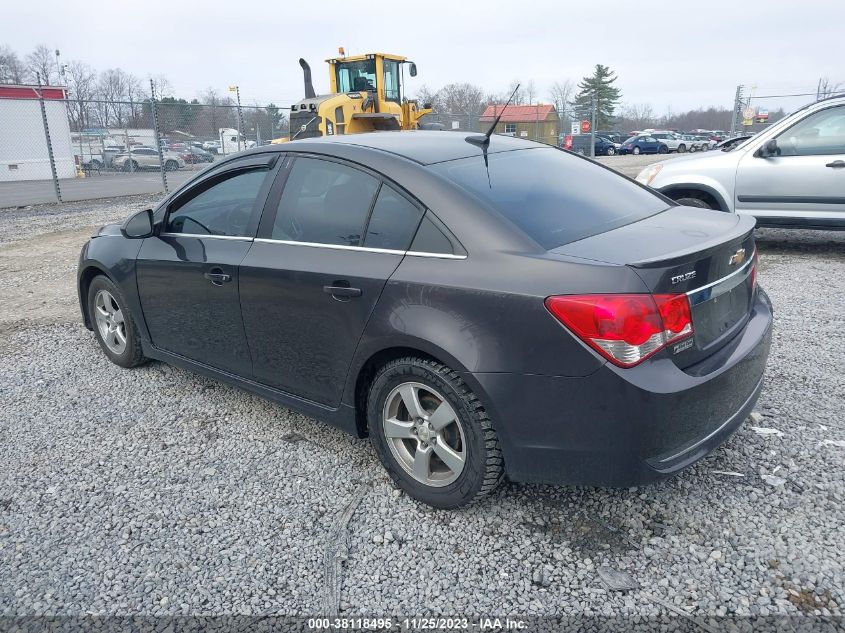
(478, 103), (559, 144)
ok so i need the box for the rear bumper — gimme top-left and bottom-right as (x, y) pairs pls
(471, 288), (773, 486)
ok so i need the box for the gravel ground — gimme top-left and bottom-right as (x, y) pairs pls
(1, 193), (843, 619)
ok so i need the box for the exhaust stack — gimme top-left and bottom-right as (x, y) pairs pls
(299, 58), (316, 99)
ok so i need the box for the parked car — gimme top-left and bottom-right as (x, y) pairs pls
(113, 147), (186, 171)
(619, 135), (669, 155)
(714, 135), (753, 151)
(637, 95), (845, 229)
(597, 131), (628, 144)
(649, 131), (690, 153)
(78, 131), (772, 508)
(178, 146), (215, 164)
(678, 134), (705, 152)
(202, 140), (221, 152)
(563, 134), (619, 156)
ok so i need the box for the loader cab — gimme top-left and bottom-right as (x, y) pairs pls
(328, 53), (407, 104)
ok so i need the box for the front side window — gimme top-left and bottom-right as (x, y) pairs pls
(432, 147), (668, 249)
(363, 185), (424, 250)
(383, 59), (400, 102)
(167, 168), (269, 236)
(272, 157), (379, 246)
(775, 106), (845, 156)
(336, 60), (376, 93)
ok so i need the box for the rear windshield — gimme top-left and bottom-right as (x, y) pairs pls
(430, 147), (669, 249)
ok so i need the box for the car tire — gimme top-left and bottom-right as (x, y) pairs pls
(87, 275), (147, 369)
(674, 195), (714, 209)
(632, 146), (641, 155)
(677, 144), (686, 153)
(605, 147), (616, 156)
(367, 357), (504, 508)
(658, 145), (669, 154)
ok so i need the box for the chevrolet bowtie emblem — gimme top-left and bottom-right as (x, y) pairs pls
(729, 248), (746, 266)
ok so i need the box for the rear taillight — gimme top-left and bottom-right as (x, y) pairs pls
(750, 250), (758, 290)
(545, 293), (693, 367)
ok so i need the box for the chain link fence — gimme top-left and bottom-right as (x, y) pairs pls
(0, 91), (291, 207)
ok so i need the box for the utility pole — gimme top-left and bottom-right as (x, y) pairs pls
(730, 85), (745, 137)
(229, 85), (243, 152)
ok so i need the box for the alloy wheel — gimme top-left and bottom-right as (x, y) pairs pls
(94, 289), (127, 355)
(382, 382), (467, 487)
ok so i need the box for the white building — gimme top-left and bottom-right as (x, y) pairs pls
(0, 84), (77, 183)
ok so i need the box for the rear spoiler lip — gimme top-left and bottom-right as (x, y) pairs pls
(630, 214), (756, 268)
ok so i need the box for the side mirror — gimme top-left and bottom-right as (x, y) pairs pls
(757, 138), (779, 158)
(121, 208), (154, 239)
(409, 62), (417, 77)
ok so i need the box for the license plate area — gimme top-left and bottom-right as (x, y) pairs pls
(689, 259), (754, 349)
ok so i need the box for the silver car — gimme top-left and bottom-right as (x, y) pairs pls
(638, 95), (845, 229)
(113, 147), (186, 172)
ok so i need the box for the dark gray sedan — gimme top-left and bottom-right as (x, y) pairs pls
(77, 131), (772, 508)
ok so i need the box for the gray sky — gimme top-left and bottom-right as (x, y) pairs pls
(5, 0), (840, 113)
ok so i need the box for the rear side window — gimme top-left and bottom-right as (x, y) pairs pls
(272, 157), (379, 246)
(431, 147), (668, 249)
(363, 185), (424, 250)
(167, 168), (269, 236)
(409, 212), (455, 255)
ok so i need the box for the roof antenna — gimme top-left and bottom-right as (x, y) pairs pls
(466, 84), (520, 187)
(467, 83), (520, 148)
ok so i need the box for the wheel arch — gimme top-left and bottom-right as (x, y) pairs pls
(347, 341), (495, 439)
(658, 182), (731, 212)
(78, 263), (115, 330)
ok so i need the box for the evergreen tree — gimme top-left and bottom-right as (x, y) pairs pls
(570, 64), (622, 130)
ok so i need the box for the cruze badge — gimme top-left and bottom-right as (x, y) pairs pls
(729, 248), (746, 266)
(671, 271), (696, 285)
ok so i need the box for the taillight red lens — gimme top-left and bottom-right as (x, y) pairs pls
(750, 250), (758, 290)
(545, 293), (694, 367)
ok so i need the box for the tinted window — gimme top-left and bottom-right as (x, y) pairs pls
(409, 213), (454, 254)
(272, 157), (379, 246)
(431, 147), (668, 249)
(167, 168), (269, 236)
(776, 106), (845, 156)
(363, 185), (424, 250)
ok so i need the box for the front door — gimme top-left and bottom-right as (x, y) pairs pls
(239, 155), (425, 406)
(136, 157), (277, 374)
(735, 103), (845, 223)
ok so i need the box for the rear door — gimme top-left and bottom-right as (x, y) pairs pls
(136, 154), (278, 374)
(239, 155), (425, 406)
(735, 103), (845, 223)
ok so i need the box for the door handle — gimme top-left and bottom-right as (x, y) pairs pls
(323, 284), (362, 299)
(204, 269), (232, 286)
(825, 160), (845, 168)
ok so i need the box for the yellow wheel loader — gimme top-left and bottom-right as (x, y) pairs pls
(272, 50), (433, 143)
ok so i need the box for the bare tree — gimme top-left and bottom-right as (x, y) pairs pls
(0, 45), (27, 83)
(25, 44), (56, 85)
(818, 77), (844, 99)
(506, 79), (526, 105)
(413, 84), (438, 109)
(436, 82), (486, 115)
(524, 80), (537, 106)
(96, 68), (141, 127)
(618, 103), (656, 130)
(64, 60), (97, 131)
(548, 79), (575, 125)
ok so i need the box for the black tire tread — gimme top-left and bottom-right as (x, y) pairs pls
(88, 275), (147, 368)
(369, 356), (504, 506)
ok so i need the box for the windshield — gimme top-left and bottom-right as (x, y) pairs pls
(431, 147), (669, 249)
(336, 60), (376, 93)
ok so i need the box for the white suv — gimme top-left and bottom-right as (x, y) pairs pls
(637, 96), (845, 229)
(648, 131), (689, 153)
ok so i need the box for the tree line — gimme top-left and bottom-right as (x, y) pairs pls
(0, 44), (288, 139)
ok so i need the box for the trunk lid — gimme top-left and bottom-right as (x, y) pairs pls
(552, 207), (757, 368)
